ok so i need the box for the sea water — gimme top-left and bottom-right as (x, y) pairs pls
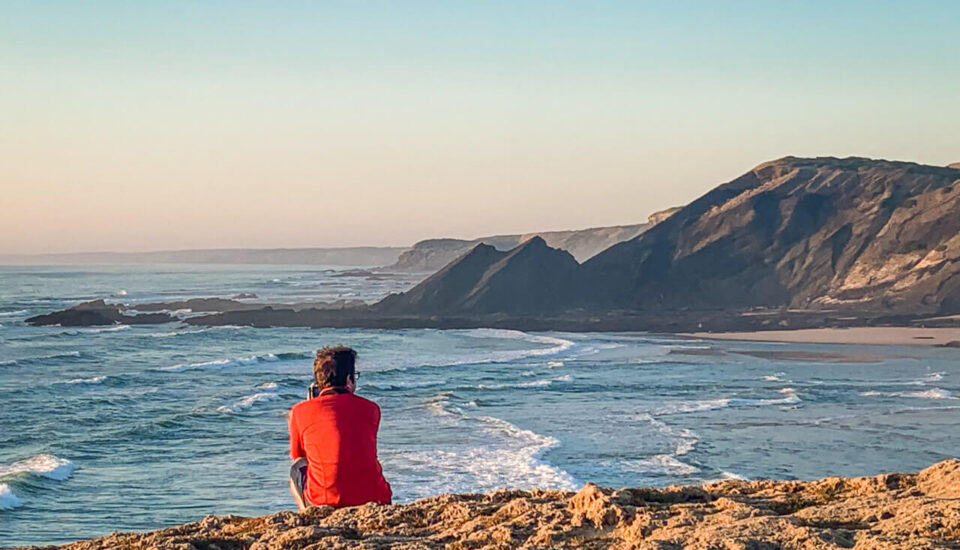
(1, 265), (958, 546)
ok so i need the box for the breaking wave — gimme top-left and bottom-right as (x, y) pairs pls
(0, 484), (22, 510)
(0, 454), (76, 481)
(413, 393), (577, 493)
(654, 388), (801, 415)
(862, 388), (955, 400)
(162, 351), (312, 372)
(0, 309), (28, 317)
(217, 382), (283, 413)
(64, 376), (107, 385)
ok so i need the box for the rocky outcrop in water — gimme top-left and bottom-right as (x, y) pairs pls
(26, 459), (960, 549)
(132, 298), (259, 313)
(25, 300), (174, 326)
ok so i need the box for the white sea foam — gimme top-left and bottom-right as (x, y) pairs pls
(217, 391), (282, 413)
(415, 394), (577, 492)
(764, 372), (787, 382)
(0, 454), (76, 481)
(0, 359), (16, 366)
(546, 361), (564, 368)
(79, 325), (130, 334)
(471, 414), (578, 489)
(218, 381), (282, 413)
(462, 329), (575, 360)
(732, 387), (801, 407)
(654, 399), (732, 415)
(0, 483), (22, 511)
(635, 413), (700, 457)
(908, 372), (946, 385)
(0, 309), (28, 317)
(907, 388), (954, 400)
(480, 374), (574, 390)
(622, 454), (699, 476)
(862, 388), (955, 400)
(655, 388), (801, 415)
(65, 376), (106, 385)
(162, 352), (306, 372)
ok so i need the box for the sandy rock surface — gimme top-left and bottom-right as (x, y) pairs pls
(20, 460), (960, 550)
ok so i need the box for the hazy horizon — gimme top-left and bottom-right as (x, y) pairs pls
(4, 1), (958, 254)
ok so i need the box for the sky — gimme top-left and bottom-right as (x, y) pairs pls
(2, 1), (958, 254)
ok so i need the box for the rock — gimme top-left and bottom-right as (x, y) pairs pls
(583, 157), (960, 314)
(25, 300), (174, 326)
(937, 340), (960, 348)
(917, 459), (960, 498)
(384, 217), (674, 272)
(377, 157), (960, 319)
(24, 460), (960, 550)
(375, 237), (581, 315)
(132, 298), (257, 313)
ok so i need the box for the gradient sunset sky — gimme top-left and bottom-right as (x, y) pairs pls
(3, 1), (958, 254)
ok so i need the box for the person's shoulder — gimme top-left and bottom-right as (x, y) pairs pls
(289, 399), (314, 416)
(350, 393), (381, 411)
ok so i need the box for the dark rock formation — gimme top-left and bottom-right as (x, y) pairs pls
(25, 300), (174, 326)
(581, 157), (960, 314)
(376, 237), (581, 315)
(131, 298), (258, 313)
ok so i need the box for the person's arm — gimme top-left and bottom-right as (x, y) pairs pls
(287, 409), (309, 511)
(373, 403), (392, 504)
(288, 409), (305, 460)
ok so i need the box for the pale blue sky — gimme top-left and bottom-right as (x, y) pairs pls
(2, 1), (958, 253)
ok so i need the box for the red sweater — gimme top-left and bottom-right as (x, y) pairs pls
(288, 392), (392, 507)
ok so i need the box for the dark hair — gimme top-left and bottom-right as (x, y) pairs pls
(313, 345), (357, 388)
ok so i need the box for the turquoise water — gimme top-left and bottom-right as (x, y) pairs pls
(1, 266), (958, 547)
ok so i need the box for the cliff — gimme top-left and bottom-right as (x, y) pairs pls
(582, 157), (960, 314)
(386, 210), (679, 272)
(25, 459), (960, 549)
(376, 237), (581, 315)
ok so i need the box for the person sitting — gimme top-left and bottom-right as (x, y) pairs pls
(288, 345), (392, 510)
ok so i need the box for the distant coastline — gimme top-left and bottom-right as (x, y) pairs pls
(0, 247), (408, 267)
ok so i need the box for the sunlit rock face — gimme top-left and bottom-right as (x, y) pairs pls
(582, 157), (960, 314)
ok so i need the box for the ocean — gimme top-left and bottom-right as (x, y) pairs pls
(1, 265), (957, 547)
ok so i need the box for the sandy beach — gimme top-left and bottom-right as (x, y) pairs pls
(687, 327), (960, 347)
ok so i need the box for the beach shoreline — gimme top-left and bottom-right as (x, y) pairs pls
(686, 326), (960, 347)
